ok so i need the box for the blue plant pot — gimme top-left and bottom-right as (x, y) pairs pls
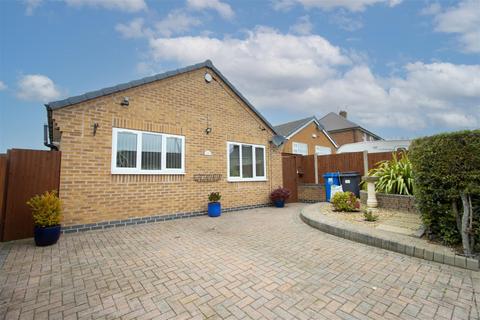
(208, 202), (221, 217)
(34, 225), (61, 247)
(273, 199), (285, 208)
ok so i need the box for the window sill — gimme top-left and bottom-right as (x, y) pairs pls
(111, 171), (185, 175)
(227, 178), (268, 182)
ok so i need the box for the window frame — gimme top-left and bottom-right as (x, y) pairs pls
(111, 128), (185, 175)
(292, 142), (308, 155)
(227, 141), (267, 182)
(315, 145), (332, 155)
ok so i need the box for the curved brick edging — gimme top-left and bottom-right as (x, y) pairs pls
(300, 203), (479, 271)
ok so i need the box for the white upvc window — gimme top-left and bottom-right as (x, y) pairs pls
(111, 128), (185, 174)
(292, 142), (308, 155)
(315, 145), (332, 155)
(227, 142), (266, 182)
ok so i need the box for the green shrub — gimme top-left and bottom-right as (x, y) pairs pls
(208, 192), (221, 202)
(363, 209), (378, 222)
(331, 192), (360, 212)
(409, 130), (480, 254)
(27, 191), (62, 227)
(368, 152), (414, 195)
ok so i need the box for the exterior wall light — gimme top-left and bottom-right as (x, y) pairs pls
(93, 123), (99, 136)
(121, 97), (129, 106)
(205, 127), (212, 134)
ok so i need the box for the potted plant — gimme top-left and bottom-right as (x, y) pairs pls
(270, 187), (291, 208)
(27, 190), (62, 246)
(208, 192), (222, 217)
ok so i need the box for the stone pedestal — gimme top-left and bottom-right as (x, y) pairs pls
(362, 176), (379, 209)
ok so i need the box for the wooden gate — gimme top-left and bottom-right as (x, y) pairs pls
(0, 149), (61, 241)
(282, 153), (300, 202)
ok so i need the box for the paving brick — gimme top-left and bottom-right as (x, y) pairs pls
(454, 255), (467, 268)
(466, 257), (479, 271)
(0, 204), (477, 320)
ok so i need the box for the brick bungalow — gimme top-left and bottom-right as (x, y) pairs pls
(274, 116), (338, 155)
(45, 60), (285, 231)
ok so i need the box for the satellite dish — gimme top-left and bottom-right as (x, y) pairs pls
(204, 73), (213, 83)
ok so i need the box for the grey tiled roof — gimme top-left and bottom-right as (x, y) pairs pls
(318, 112), (360, 131)
(318, 112), (382, 140)
(274, 116), (338, 148)
(274, 116), (318, 138)
(45, 60), (280, 140)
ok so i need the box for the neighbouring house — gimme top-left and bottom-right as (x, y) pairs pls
(45, 60), (285, 229)
(319, 111), (382, 146)
(274, 116), (338, 155)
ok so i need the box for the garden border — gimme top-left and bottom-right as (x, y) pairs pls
(300, 203), (479, 271)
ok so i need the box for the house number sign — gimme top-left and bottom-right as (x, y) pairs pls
(193, 174), (222, 182)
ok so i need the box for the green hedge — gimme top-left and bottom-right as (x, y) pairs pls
(409, 130), (480, 250)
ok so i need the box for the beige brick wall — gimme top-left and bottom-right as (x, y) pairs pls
(329, 129), (377, 146)
(51, 67), (283, 226)
(282, 122), (337, 155)
(329, 130), (356, 146)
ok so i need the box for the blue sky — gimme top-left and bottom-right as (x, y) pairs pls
(1, 0), (479, 152)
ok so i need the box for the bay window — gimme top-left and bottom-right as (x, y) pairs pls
(112, 128), (185, 174)
(227, 142), (266, 181)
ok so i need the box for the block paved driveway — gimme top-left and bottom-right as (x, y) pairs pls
(1, 203), (479, 320)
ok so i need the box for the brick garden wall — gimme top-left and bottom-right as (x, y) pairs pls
(360, 190), (418, 213)
(298, 184), (325, 203)
(51, 67), (283, 226)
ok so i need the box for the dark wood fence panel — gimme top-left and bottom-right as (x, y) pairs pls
(0, 155), (8, 242)
(315, 152), (364, 183)
(301, 155), (315, 183)
(298, 151), (399, 184)
(282, 153), (300, 202)
(1, 149), (61, 241)
(367, 151), (400, 171)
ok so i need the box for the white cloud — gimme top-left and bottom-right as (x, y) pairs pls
(25, 0), (146, 14)
(116, 18), (149, 39)
(141, 28), (480, 131)
(24, 0), (42, 15)
(187, 0), (234, 19)
(148, 27), (350, 88)
(329, 10), (363, 31)
(273, 0), (402, 12)
(65, 0), (146, 11)
(155, 10), (202, 37)
(429, 112), (478, 128)
(116, 11), (202, 39)
(16, 75), (61, 103)
(0, 81), (7, 91)
(426, 0), (480, 53)
(290, 15), (313, 35)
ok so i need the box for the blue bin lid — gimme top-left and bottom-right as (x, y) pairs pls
(323, 172), (340, 177)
